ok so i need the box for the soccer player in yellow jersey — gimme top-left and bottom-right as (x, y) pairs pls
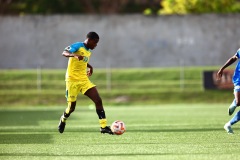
(58, 31), (113, 134)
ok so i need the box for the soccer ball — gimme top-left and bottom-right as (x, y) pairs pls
(111, 120), (126, 135)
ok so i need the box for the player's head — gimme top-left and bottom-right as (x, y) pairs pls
(85, 31), (99, 50)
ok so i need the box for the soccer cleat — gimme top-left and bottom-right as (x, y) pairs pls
(100, 126), (114, 135)
(228, 105), (237, 116)
(58, 117), (66, 134)
(224, 123), (234, 134)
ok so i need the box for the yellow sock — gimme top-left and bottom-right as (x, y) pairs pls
(61, 102), (72, 123)
(61, 116), (67, 123)
(65, 102), (72, 114)
(99, 119), (107, 128)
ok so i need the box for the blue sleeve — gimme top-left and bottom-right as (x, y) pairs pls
(64, 42), (84, 53)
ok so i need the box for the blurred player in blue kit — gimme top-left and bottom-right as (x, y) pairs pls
(58, 31), (113, 135)
(217, 48), (240, 134)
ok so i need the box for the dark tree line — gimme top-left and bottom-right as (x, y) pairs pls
(1, 0), (240, 15)
(0, 0), (160, 15)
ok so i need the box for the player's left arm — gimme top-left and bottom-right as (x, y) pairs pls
(87, 63), (93, 76)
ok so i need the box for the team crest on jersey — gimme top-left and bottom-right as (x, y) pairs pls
(65, 46), (71, 51)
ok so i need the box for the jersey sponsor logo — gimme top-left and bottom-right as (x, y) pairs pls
(83, 56), (88, 62)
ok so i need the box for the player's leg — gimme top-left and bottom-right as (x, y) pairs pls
(224, 89), (240, 134)
(224, 111), (240, 134)
(62, 101), (76, 121)
(58, 81), (78, 133)
(84, 87), (113, 134)
(58, 101), (76, 133)
(229, 89), (240, 115)
(230, 110), (240, 126)
(228, 99), (237, 116)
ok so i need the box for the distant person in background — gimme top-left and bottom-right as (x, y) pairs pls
(217, 48), (240, 134)
(58, 31), (113, 135)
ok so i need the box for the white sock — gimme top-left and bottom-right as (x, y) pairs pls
(226, 122), (231, 126)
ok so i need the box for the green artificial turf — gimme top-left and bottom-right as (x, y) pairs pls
(0, 104), (239, 160)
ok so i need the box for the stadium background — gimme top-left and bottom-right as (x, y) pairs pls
(2, 1), (240, 159)
(0, 14), (240, 69)
(0, 0), (240, 106)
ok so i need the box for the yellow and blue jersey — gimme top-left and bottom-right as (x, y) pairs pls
(64, 42), (91, 81)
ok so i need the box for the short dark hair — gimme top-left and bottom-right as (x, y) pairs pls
(86, 31), (99, 40)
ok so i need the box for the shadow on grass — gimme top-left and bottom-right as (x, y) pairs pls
(0, 134), (53, 144)
(0, 153), (184, 156)
(0, 110), (60, 126)
(0, 127), (224, 133)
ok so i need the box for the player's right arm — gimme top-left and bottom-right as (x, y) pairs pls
(62, 43), (88, 61)
(217, 54), (238, 80)
(62, 50), (85, 61)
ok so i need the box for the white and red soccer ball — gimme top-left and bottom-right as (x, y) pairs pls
(111, 120), (126, 135)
